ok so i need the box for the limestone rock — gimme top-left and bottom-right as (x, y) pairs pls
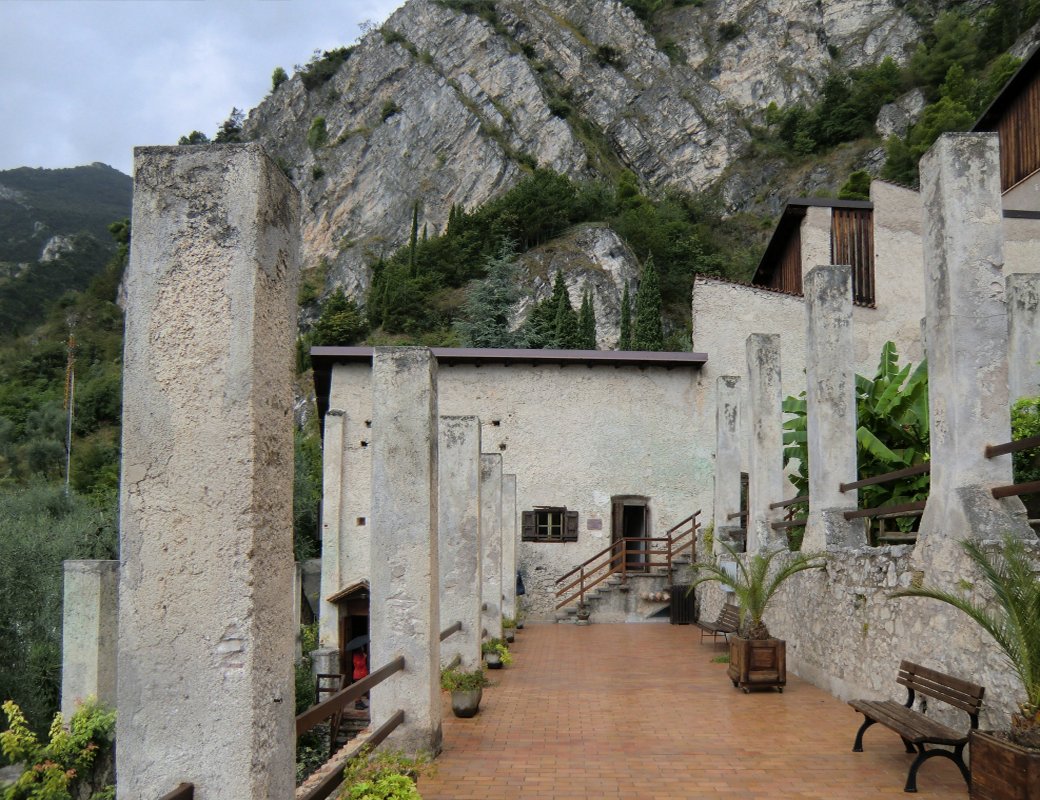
(875, 88), (927, 140)
(40, 234), (75, 263)
(240, 0), (958, 306)
(512, 224), (640, 349)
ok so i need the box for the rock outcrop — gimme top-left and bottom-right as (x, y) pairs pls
(241, 0), (957, 305)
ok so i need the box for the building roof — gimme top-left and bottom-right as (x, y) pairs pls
(752, 198), (873, 286)
(311, 345), (708, 423)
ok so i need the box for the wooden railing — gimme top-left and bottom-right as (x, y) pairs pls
(553, 511), (699, 610)
(769, 494), (808, 531)
(839, 463), (931, 540)
(158, 784), (193, 800)
(297, 710), (406, 800)
(986, 434), (1040, 499)
(439, 621), (462, 641)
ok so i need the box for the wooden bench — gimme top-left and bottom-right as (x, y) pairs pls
(695, 602), (739, 645)
(849, 660), (984, 793)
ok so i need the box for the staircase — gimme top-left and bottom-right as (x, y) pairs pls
(553, 512), (700, 624)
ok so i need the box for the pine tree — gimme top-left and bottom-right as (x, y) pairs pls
(455, 241), (521, 348)
(553, 280), (580, 349)
(618, 284), (632, 350)
(578, 289), (596, 350)
(633, 257), (664, 351)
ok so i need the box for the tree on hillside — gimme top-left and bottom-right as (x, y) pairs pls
(633, 257), (663, 351)
(578, 288), (596, 350)
(272, 66), (289, 91)
(177, 131), (210, 145)
(551, 272), (580, 349)
(312, 292), (368, 346)
(456, 242), (522, 348)
(214, 108), (245, 144)
(618, 284), (632, 350)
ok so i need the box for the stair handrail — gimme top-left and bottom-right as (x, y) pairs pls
(554, 510), (700, 610)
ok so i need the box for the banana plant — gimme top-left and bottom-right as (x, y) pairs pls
(783, 341), (929, 535)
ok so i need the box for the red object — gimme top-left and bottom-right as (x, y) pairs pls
(352, 650), (369, 681)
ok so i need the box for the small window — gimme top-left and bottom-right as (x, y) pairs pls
(522, 507), (578, 542)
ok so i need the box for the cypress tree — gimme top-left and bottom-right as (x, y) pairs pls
(552, 272), (580, 349)
(408, 201), (419, 276)
(578, 288), (596, 350)
(618, 284), (632, 350)
(633, 257), (664, 351)
(455, 240), (521, 348)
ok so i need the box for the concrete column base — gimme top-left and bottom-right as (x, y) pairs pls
(915, 485), (1033, 580)
(804, 509), (866, 551)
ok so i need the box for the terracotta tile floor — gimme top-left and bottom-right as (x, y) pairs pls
(418, 623), (968, 799)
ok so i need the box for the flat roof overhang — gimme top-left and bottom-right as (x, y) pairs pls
(311, 345), (708, 424)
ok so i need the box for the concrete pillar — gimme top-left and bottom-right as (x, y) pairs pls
(1007, 273), (1040, 403)
(713, 376), (743, 553)
(311, 648), (340, 683)
(438, 416), (482, 672)
(803, 265), (864, 550)
(501, 474), (518, 620)
(917, 133), (1033, 573)
(117, 144), (299, 799)
(61, 560), (118, 720)
(370, 347), (441, 754)
(319, 409), (346, 650)
(480, 454), (504, 640)
(746, 334), (785, 552)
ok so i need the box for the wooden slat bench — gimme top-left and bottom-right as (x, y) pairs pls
(695, 602), (739, 646)
(849, 660), (984, 793)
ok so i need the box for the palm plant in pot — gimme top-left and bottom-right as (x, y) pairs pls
(689, 540), (827, 692)
(440, 666), (492, 718)
(891, 534), (1039, 800)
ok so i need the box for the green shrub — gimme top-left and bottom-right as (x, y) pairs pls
(271, 66), (288, 91)
(838, 170), (872, 201)
(718, 22), (743, 42)
(440, 667), (491, 692)
(299, 47), (353, 91)
(1, 698), (116, 800)
(308, 117), (328, 150)
(381, 101), (401, 122)
(337, 748), (432, 800)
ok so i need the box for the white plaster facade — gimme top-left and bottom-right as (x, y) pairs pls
(317, 353), (711, 635)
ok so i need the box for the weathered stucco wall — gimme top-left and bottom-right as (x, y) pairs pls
(323, 359), (711, 622)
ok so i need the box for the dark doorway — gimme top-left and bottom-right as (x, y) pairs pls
(333, 584), (370, 681)
(611, 496), (650, 573)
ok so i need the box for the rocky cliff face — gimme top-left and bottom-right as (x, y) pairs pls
(242, 0), (946, 305)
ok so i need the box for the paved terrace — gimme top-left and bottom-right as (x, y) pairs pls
(417, 623), (967, 799)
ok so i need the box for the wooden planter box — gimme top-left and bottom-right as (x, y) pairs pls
(727, 637), (785, 693)
(970, 730), (1040, 800)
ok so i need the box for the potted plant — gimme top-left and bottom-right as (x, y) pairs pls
(502, 616), (516, 643)
(481, 639), (512, 669)
(689, 540), (826, 692)
(891, 534), (1039, 800)
(440, 666), (492, 718)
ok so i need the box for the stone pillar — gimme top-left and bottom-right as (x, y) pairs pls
(319, 409), (346, 651)
(917, 133), (1033, 573)
(480, 454), (504, 640)
(117, 144), (299, 799)
(501, 473), (518, 620)
(438, 416), (482, 671)
(370, 347), (441, 754)
(746, 334), (785, 552)
(713, 376), (743, 553)
(803, 265), (864, 550)
(1007, 273), (1040, 403)
(61, 560), (118, 719)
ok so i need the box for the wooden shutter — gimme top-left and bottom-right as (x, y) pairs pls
(564, 510), (579, 541)
(521, 510), (536, 541)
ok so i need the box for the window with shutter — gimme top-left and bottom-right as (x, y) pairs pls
(521, 507), (577, 542)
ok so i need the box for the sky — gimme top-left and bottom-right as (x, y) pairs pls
(1, 0), (404, 176)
